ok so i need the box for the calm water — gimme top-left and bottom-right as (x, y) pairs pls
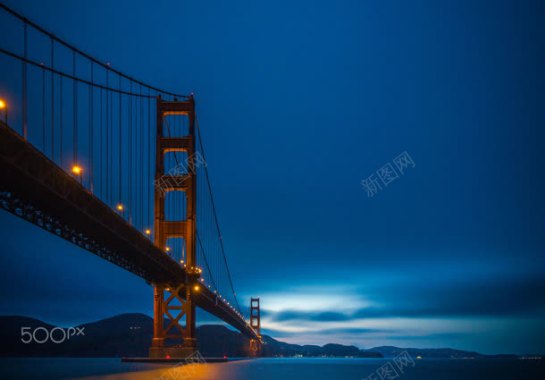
(0, 357), (544, 380)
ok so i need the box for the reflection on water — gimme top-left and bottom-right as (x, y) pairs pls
(0, 357), (544, 380)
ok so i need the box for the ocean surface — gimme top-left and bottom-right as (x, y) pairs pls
(0, 357), (544, 380)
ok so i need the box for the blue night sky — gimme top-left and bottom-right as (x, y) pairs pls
(1, 0), (544, 355)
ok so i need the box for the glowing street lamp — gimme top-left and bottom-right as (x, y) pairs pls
(71, 165), (83, 175)
(165, 246), (171, 252)
(193, 285), (200, 292)
(0, 99), (7, 124)
(71, 165), (83, 184)
(144, 228), (151, 236)
(116, 203), (124, 212)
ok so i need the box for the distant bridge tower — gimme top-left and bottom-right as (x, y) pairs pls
(149, 96), (198, 358)
(249, 297), (262, 356)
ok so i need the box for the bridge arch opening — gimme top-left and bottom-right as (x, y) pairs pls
(164, 191), (187, 222)
(162, 113), (189, 138)
(163, 151), (189, 175)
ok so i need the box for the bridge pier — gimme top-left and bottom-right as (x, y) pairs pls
(149, 283), (198, 358)
(149, 345), (196, 360)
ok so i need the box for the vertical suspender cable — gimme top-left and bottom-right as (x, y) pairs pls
(119, 76), (122, 205)
(22, 22), (27, 140)
(140, 86), (144, 230)
(73, 51), (77, 164)
(110, 73), (114, 205)
(134, 88), (139, 228)
(100, 87), (103, 197)
(147, 90), (151, 230)
(89, 62), (94, 193)
(106, 71), (110, 204)
(136, 87), (140, 228)
(50, 38), (54, 158)
(59, 76), (63, 167)
(128, 81), (132, 224)
(42, 65), (45, 149)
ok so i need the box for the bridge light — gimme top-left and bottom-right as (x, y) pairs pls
(194, 285), (200, 291)
(71, 165), (83, 175)
(145, 228), (151, 235)
(116, 204), (124, 212)
(165, 246), (171, 252)
(0, 99), (6, 125)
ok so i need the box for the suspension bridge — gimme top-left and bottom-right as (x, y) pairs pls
(0, 3), (262, 359)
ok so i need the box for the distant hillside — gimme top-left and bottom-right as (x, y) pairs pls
(0, 314), (153, 357)
(0, 314), (510, 359)
(0, 314), (382, 358)
(261, 335), (381, 358)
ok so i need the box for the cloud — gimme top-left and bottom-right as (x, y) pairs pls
(361, 273), (545, 318)
(262, 272), (545, 325)
(256, 271), (545, 354)
(267, 310), (352, 322)
(260, 287), (372, 313)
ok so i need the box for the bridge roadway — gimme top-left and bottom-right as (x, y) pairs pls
(0, 121), (258, 340)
